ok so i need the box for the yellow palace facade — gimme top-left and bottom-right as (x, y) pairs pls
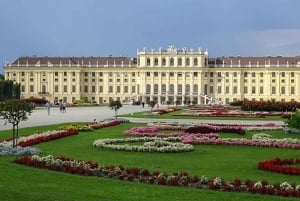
(4, 45), (300, 105)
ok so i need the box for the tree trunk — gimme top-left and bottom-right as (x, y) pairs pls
(12, 124), (16, 148)
(115, 109), (118, 119)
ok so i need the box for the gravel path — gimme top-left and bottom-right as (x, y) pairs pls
(0, 105), (285, 131)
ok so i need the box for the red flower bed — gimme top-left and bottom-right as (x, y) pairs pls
(258, 157), (300, 175)
(17, 130), (78, 147)
(15, 155), (300, 198)
(90, 120), (120, 129)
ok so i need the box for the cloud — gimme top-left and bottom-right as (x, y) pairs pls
(233, 29), (300, 56)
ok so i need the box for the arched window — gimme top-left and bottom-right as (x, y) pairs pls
(146, 58), (151, 66)
(178, 84), (182, 94)
(185, 84), (190, 95)
(169, 84), (174, 94)
(154, 58), (158, 66)
(146, 84), (151, 94)
(154, 84), (159, 94)
(193, 84), (198, 94)
(162, 58), (166, 66)
(161, 84), (166, 94)
(178, 58), (182, 66)
(170, 58), (174, 66)
(186, 58), (190, 66)
(194, 58), (198, 66)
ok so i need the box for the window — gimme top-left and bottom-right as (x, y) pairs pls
(146, 72), (151, 77)
(281, 87), (285, 94)
(109, 86), (113, 93)
(210, 72), (214, 77)
(178, 58), (182, 66)
(259, 86), (263, 94)
(161, 84), (166, 94)
(251, 86), (256, 94)
(178, 84), (182, 94)
(72, 85), (76, 93)
(131, 72), (135, 76)
(131, 86), (135, 93)
(170, 72), (174, 77)
(92, 86), (96, 93)
(217, 86), (222, 93)
(84, 86), (89, 93)
(186, 58), (190, 66)
(233, 86), (237, 94)
(117, 86), (121, 93)
(54, 72), (58, 76)
(281, 72), (285, 77)
(225, 72), (229, 77)
(109, 72), (113, 77)
(84, 72), (88, 77)
(21, 72), (25, 76)
(225, 86), (229, 94)
(99, 86), (103, 93)
(185, 84), (190, 94)
(92, 72), (95, 77)
(21, 85), (25, 92)
(154, 58), (158, 66)
(178, 72), (182, 77)
(146, 58), (150, 66)
(170, 58), (174, 66)
(99, 72), (103, 76)
(209, 86), (214, 93)
(233, 72), (237, 77)
(162, 58), (166, 66)
(271, 72), (275, 77)
(193, 84), (198, 94)
(124, 86), (128, 93)
(260, 72), (263, 77)
(252, 72), (256, 77)
(291, 86), (295, 94)
(54, 85), (58, 93)
(193, 58), (198, 66)
(162, 72), (166, 76)
(193, 72), (198, 77)
(154, 72), (158, 77)
(272, 86), (276, 94)
(244, 72), (248, 77)
(244, 86), (248, 94)
(217, 72), (222, 77)
(291, 72), (295, 77)
(63, 85), (67, 93)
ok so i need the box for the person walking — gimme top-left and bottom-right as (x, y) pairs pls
(45, 101), (51, 115)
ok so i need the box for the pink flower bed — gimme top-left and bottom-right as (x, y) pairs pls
(184, 137), (300, 149)
(123, 126), (220, 138)
(90, 120), (120, 130)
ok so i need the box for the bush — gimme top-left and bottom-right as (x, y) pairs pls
(286, 112), (300, 130)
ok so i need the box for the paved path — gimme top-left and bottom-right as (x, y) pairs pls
(0, 105), (285, 131)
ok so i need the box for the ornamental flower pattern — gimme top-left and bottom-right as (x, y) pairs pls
(15, 155), (300, 199)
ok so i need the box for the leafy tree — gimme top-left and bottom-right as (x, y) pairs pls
(0, 80), (20, 101)
(286, 112), (300, 130)
(0, 74), (4, 80)
(0, 99), (33, 148)
(148, 100), (157, 112)
(109, 100), (122, 119)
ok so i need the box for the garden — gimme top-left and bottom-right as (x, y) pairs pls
(1, 100), (300, 201)
(0, 117), (300, 200)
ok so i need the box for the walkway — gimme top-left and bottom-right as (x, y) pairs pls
(0, 105), (285, 131)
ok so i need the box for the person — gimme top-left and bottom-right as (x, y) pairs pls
(62, 101), (67, 113)
(45, 101), (51, 115)
(142, 102), (145, 108)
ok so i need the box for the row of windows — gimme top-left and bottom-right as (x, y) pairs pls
(145, 57), (205, 67)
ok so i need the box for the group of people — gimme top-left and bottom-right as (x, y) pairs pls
(45, 100), (67, 115)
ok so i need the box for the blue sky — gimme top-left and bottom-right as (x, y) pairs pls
(1, 0), (300, 74)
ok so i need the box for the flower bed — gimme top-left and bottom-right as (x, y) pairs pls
(123, 126), (220, 138)
(258, 157), (300, 175)
(183, 133), (300, 149)
(0, 130), (78, 147)
(15, 155), (300, 198)
(90, 120), (121, 130)
(93, 137), (193, 153)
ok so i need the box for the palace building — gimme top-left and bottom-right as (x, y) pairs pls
(3, 45), (300, 105)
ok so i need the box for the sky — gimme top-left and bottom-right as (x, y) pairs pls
(1, 0), (300, 74)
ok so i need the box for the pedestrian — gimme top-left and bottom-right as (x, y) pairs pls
(142, 102), (145, 108)
(62, 101), (67, 113)
(45, 101), (51, 115)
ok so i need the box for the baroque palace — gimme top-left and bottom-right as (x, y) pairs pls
(3, 45), (300, 105)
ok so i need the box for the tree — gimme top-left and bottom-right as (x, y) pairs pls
(148, 100), (157, 112)
(109, 100), (122, 119)
(0, 99), (33, 148)
(286, 111), (300, 130)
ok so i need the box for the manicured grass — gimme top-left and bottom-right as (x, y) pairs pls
(1, 122), (300, 201)
(120, 109), (286, 121)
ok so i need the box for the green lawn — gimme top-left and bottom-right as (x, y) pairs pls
(1, 122), (300, 201)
